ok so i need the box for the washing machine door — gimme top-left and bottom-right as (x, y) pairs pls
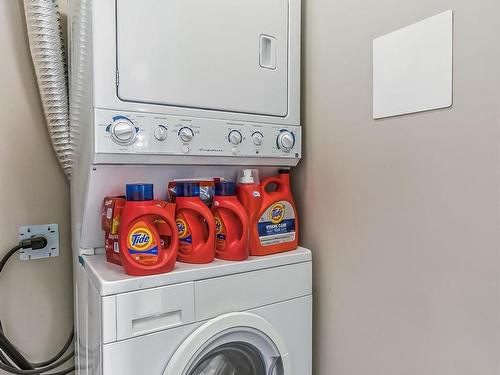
(164, 312), (291, 375)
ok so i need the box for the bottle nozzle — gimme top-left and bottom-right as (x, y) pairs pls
(239, 169), (255, 184)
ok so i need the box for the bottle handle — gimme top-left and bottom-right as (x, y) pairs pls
(217, 199), (249, 243)
(197, 203), (216, 247)
(148, 206), (179, 261)
(262, 176), (285, 194)
(181, 200), (216, 247)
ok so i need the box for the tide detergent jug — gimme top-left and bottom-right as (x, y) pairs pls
(119, 184), (178, 276)
(175, 182), (216, 263)
(237, 169), (298, 256)
(212, 181), (249, 261)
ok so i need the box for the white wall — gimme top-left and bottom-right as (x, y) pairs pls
(0, 0), (73, 365)
(295, 0), (500, 374)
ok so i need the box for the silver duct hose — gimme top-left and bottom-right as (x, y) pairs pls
(23, 0), (73, 179)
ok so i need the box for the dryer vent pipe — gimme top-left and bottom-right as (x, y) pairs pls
(23, 0), (72, 179)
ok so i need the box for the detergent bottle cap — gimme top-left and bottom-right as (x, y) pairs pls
(215, 181), (236, 196)
(126, 183), (154, 201)
(176, 182), (200, 197)
(239, 169), (258, 184)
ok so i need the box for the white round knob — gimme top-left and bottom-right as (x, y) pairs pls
(110, 119), (137, 144)
(228, 130), (242, 145)
(179, 127), (194, 143)
(154, 125), (168, 141)
(252, 132), (263, 146)
(277, 131), (295, 151)
(182, 145), (190, 154)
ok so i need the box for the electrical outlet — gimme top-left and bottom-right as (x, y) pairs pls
(18, 224), (59, 261)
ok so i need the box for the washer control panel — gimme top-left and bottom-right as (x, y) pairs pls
(95, 109), (301, 160)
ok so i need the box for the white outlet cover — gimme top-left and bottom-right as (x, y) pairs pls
(373, 10), (453, 119)
(18, 224), (59, 260)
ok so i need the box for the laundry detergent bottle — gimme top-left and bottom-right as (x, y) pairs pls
(238, 169), (299, 256)
(175, 182), (216, 263)
(119, 184), (178, 276)
(236, 169), (263, 255)
(212, 181), (249, 261)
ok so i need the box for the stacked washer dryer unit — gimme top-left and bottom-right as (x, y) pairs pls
(69, 0), (310, 374)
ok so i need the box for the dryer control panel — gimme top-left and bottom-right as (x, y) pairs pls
(94, 109), (301, 162)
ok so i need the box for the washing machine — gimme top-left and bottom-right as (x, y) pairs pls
(76, 247), (312, 374)
(68, 1), (309, 373)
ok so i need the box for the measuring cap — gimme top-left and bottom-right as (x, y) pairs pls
(126, 183), (154, 201)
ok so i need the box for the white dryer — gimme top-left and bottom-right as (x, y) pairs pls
(76, 247), (312, 374)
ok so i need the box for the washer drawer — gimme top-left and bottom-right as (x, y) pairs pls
(115, 282), (195, 340)
(194, 261), (312, 320)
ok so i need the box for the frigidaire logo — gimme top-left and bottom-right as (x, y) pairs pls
(199, 148), (224, 152)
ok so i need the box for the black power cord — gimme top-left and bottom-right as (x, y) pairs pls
(0, 353), (75, 375)
(30, 331), (74, 368)
(0, 238), (75, 374)
(0, 328), (33, 370)
(0, 237), (47, 274)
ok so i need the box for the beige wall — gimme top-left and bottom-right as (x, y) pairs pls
(295, 0), (500, 374)
(0, 0), (73, 364)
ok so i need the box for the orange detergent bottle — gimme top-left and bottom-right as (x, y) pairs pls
(237, 169), (299, 256)
(119, 184), (178, 276)
(212, 181), (249, 261)
(175, 182), (216, 264)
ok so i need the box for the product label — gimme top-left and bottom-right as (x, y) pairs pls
(176, 217), (192, 249)
(105, 232), (122, 265)
(257, 201), (296, 246)
(214, 215), (226, 250)
(113, 240), (120, 253)
(101, 197), (125, 235)
(127, 221), (159, 265)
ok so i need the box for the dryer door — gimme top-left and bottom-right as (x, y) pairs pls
(164, 312), (291, 375)
(116, 0), (289, 117)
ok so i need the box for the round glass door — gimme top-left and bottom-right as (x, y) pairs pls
(163, 313), (290, 375)
(189, 342), (266, 375)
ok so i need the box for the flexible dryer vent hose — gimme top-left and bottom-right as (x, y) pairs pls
(23, 0), (73, 179)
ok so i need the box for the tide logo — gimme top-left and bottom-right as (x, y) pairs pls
(128, 227), (153, 251)
(176, 218), (189, 239)
(270, 203), (285, 224)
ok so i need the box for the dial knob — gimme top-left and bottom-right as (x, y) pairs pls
(277, 130), (295, 151)
(154, 125), (168, 141)
(252, 132), (264, 146)
(178, 127), (194, 143)
(228, 130), (243, 145)
(110, 118), (137, 144)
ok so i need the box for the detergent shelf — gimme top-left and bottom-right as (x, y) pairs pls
(82, 246), (311, 296)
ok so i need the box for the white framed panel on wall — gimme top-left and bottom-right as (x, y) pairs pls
(373, 10), (453, 119)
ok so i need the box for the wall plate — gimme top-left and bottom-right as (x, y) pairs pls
(373, 10), (453, 119)
(18, 224), (59, 260)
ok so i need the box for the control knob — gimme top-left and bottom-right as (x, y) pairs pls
(154, 125), (168, 141)
(110, 118), (137, 145)
(178, 127), (194, 143)
(252, 132), (264, 146)
(228, 130), (243, 145)
(277, 130), (295, 151)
